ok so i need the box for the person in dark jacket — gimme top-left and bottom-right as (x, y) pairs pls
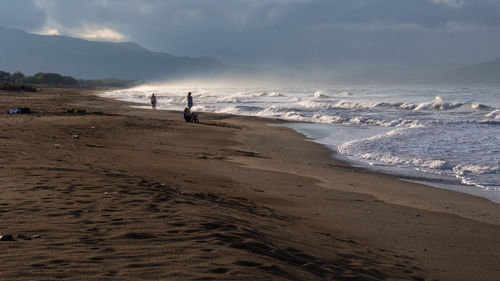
(150, 93), (157, 109)
(183, 108), (198, 123)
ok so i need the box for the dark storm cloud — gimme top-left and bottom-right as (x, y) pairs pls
(4, 0), (500, 67)
(0, 0), (46, 30)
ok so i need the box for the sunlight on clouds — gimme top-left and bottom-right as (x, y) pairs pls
(34, 0), (127, 42)
(33, 24), (128, 42)
(77, 27), (128, 42)
(36, 27), (61, 36)
(32, 17), (62, 36)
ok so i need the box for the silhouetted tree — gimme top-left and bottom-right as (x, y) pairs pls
(25, 72), (78, 86)
(10, 71), (25, 84)
(0, 70), (10, 83)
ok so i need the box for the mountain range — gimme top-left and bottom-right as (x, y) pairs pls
(1, 26), (499, 83)
(0, 26), (229, 81)
(436, 58), (500, 83)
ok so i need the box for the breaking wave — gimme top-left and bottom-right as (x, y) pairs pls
(102, 84), (500, 199)
(485, 109), (500, 119)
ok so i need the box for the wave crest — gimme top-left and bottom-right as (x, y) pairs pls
(485, 109), (500, 119)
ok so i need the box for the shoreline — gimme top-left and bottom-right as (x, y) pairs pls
(105, 90), (500, 205)
(1, 88), (499, 280)
(285, 125), (500, 204)
(101, 84), (500, 202)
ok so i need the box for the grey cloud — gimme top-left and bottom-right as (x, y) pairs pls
(0, 0), (46, 30)
(3, 0), (500, 68)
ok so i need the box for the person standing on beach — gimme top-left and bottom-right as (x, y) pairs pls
(187, 92), (193, 112)
(151, 93), (157, 109)
(20, 85), (25, 96)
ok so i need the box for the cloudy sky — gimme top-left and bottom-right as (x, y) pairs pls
(1, 0), (500, 68)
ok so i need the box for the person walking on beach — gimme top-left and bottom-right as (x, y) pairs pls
(187, 92), (193, 112)
(151, 93), (157, 109)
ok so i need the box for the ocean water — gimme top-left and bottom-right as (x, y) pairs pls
(103, 84), (500, 203)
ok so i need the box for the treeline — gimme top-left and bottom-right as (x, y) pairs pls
(0, 70), (136, 88)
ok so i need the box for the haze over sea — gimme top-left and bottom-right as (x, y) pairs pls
(104, 83), (500, 203)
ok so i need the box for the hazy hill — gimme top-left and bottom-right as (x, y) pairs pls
(437, 58), (500, 83)
(0, 26), (229, 80)
(337, 64), (461, 84)
(338, 60), (500, 84)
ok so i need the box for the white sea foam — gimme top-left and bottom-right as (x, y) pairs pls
(314, 90), (328, 98)
(485, 109), (500, 119)
(312, 114), (347, 123)
(400, 102), (417, 110)
(259, 92), (286, 97)
(412, 96), (463, 111)
(470, 103), (489, 110)
(337, 122), (500, 192)
(454, 164), (500, 175)
(102, 83), (500, 200)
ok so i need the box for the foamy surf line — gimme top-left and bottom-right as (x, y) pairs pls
(101, 83), (500, 203)
(281, 122), (500, 204)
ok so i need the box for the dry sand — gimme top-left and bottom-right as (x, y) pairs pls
(0, 88), (499, 281)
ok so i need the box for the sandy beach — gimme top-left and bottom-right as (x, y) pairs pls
(1, 88), (499, 281)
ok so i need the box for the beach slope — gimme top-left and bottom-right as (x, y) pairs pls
(0, 89), (499, 280)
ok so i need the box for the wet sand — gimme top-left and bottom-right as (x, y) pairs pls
(1, 88), (499, 280)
